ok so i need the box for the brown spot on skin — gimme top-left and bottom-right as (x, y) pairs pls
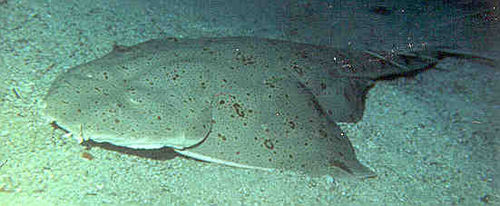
(218, 133), (227, 141)
(81, 152), (94, 160)
(290, 63), (303, 76)
(172, 74), (179, 81)
(264, 139), (274, 150)
(232, 103), (245, 117)
(235, 52), (256, 65)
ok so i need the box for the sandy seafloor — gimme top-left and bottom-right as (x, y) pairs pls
(0, 0), (499, 205)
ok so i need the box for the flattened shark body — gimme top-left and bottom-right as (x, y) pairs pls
(45, 37), (460, 178)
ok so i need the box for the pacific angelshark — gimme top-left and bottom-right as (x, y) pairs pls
(43, 37), (491, 178)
